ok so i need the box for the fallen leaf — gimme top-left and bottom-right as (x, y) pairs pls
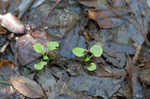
(79, 0), (97, 7)
(0, 25), (8, 34)
(0, 60), (15, 81)
(88, 9), (116, 19)
(0, 60), (14, 68)
(10, 76), (44, 98)
(0, 13), (25, 34)
(88, 9), (125, 28)
(0, 60), (16, 99)
(97, 18), (124, 29)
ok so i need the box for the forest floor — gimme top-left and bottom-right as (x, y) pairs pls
(0, 0), (150, 99)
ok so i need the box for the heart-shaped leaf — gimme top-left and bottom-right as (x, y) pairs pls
(87, 63), (96, 71)
(33, 43), (45, 55)
(90, 44), (103, 57)
(72, 48), (86, 57)
(47, 41), (59, 51)
(34, 61), (47, 70)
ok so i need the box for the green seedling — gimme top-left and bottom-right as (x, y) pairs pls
(72, 44), (103, 62)
(72, 44), (103, 71)
(33, 41), (59, 70)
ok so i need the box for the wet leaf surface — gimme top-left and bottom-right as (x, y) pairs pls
(68, 75), (121, 99)
(60, 25), (86, 59)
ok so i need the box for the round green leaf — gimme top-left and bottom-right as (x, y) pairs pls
(87, 63), (96, 71)
(90, 44), (103, 57)
(34, 64), (44, 70)
(72, 48), (86, 57)
(34, 61), (47, 70)
(43, 55), (48, 60)
(48, 42), (59, 51)
(33, 43), (45, 54)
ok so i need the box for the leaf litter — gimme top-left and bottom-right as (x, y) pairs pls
(0, 0), (150, 99)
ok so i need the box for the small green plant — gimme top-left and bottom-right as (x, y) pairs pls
(72, 44), (103, 71)
(33, 41), (59, 70)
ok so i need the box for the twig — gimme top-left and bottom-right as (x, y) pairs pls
(0, 33), (14, 53)
(132, 43), (143, 65)
(43, 0), (62, 22)
(6, 0), (10, 12)
(0, 42), (9, 53)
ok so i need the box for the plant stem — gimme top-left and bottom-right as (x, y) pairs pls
(84, 54), (94, 62)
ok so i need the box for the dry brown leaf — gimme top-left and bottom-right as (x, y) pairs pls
(10, 76), (44, 98)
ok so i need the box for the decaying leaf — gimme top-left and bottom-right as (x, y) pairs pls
(10, 76), (44, 98)
(0, 60), (16, 99)
(0, 13), (25, 34)
(0, 25), (7, 34)
(0, 60), (15, 81)
(97, 18), (124, 29)
(88, 9), (116, 19)
(78, 0), (97, 7)
(88, 9), (125, 29)
(0, 60), (14, 68)
(107, 0), (126, 8)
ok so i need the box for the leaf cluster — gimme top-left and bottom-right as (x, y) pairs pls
(72, 44), (103, 71)
(33, 41), (59, 70)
